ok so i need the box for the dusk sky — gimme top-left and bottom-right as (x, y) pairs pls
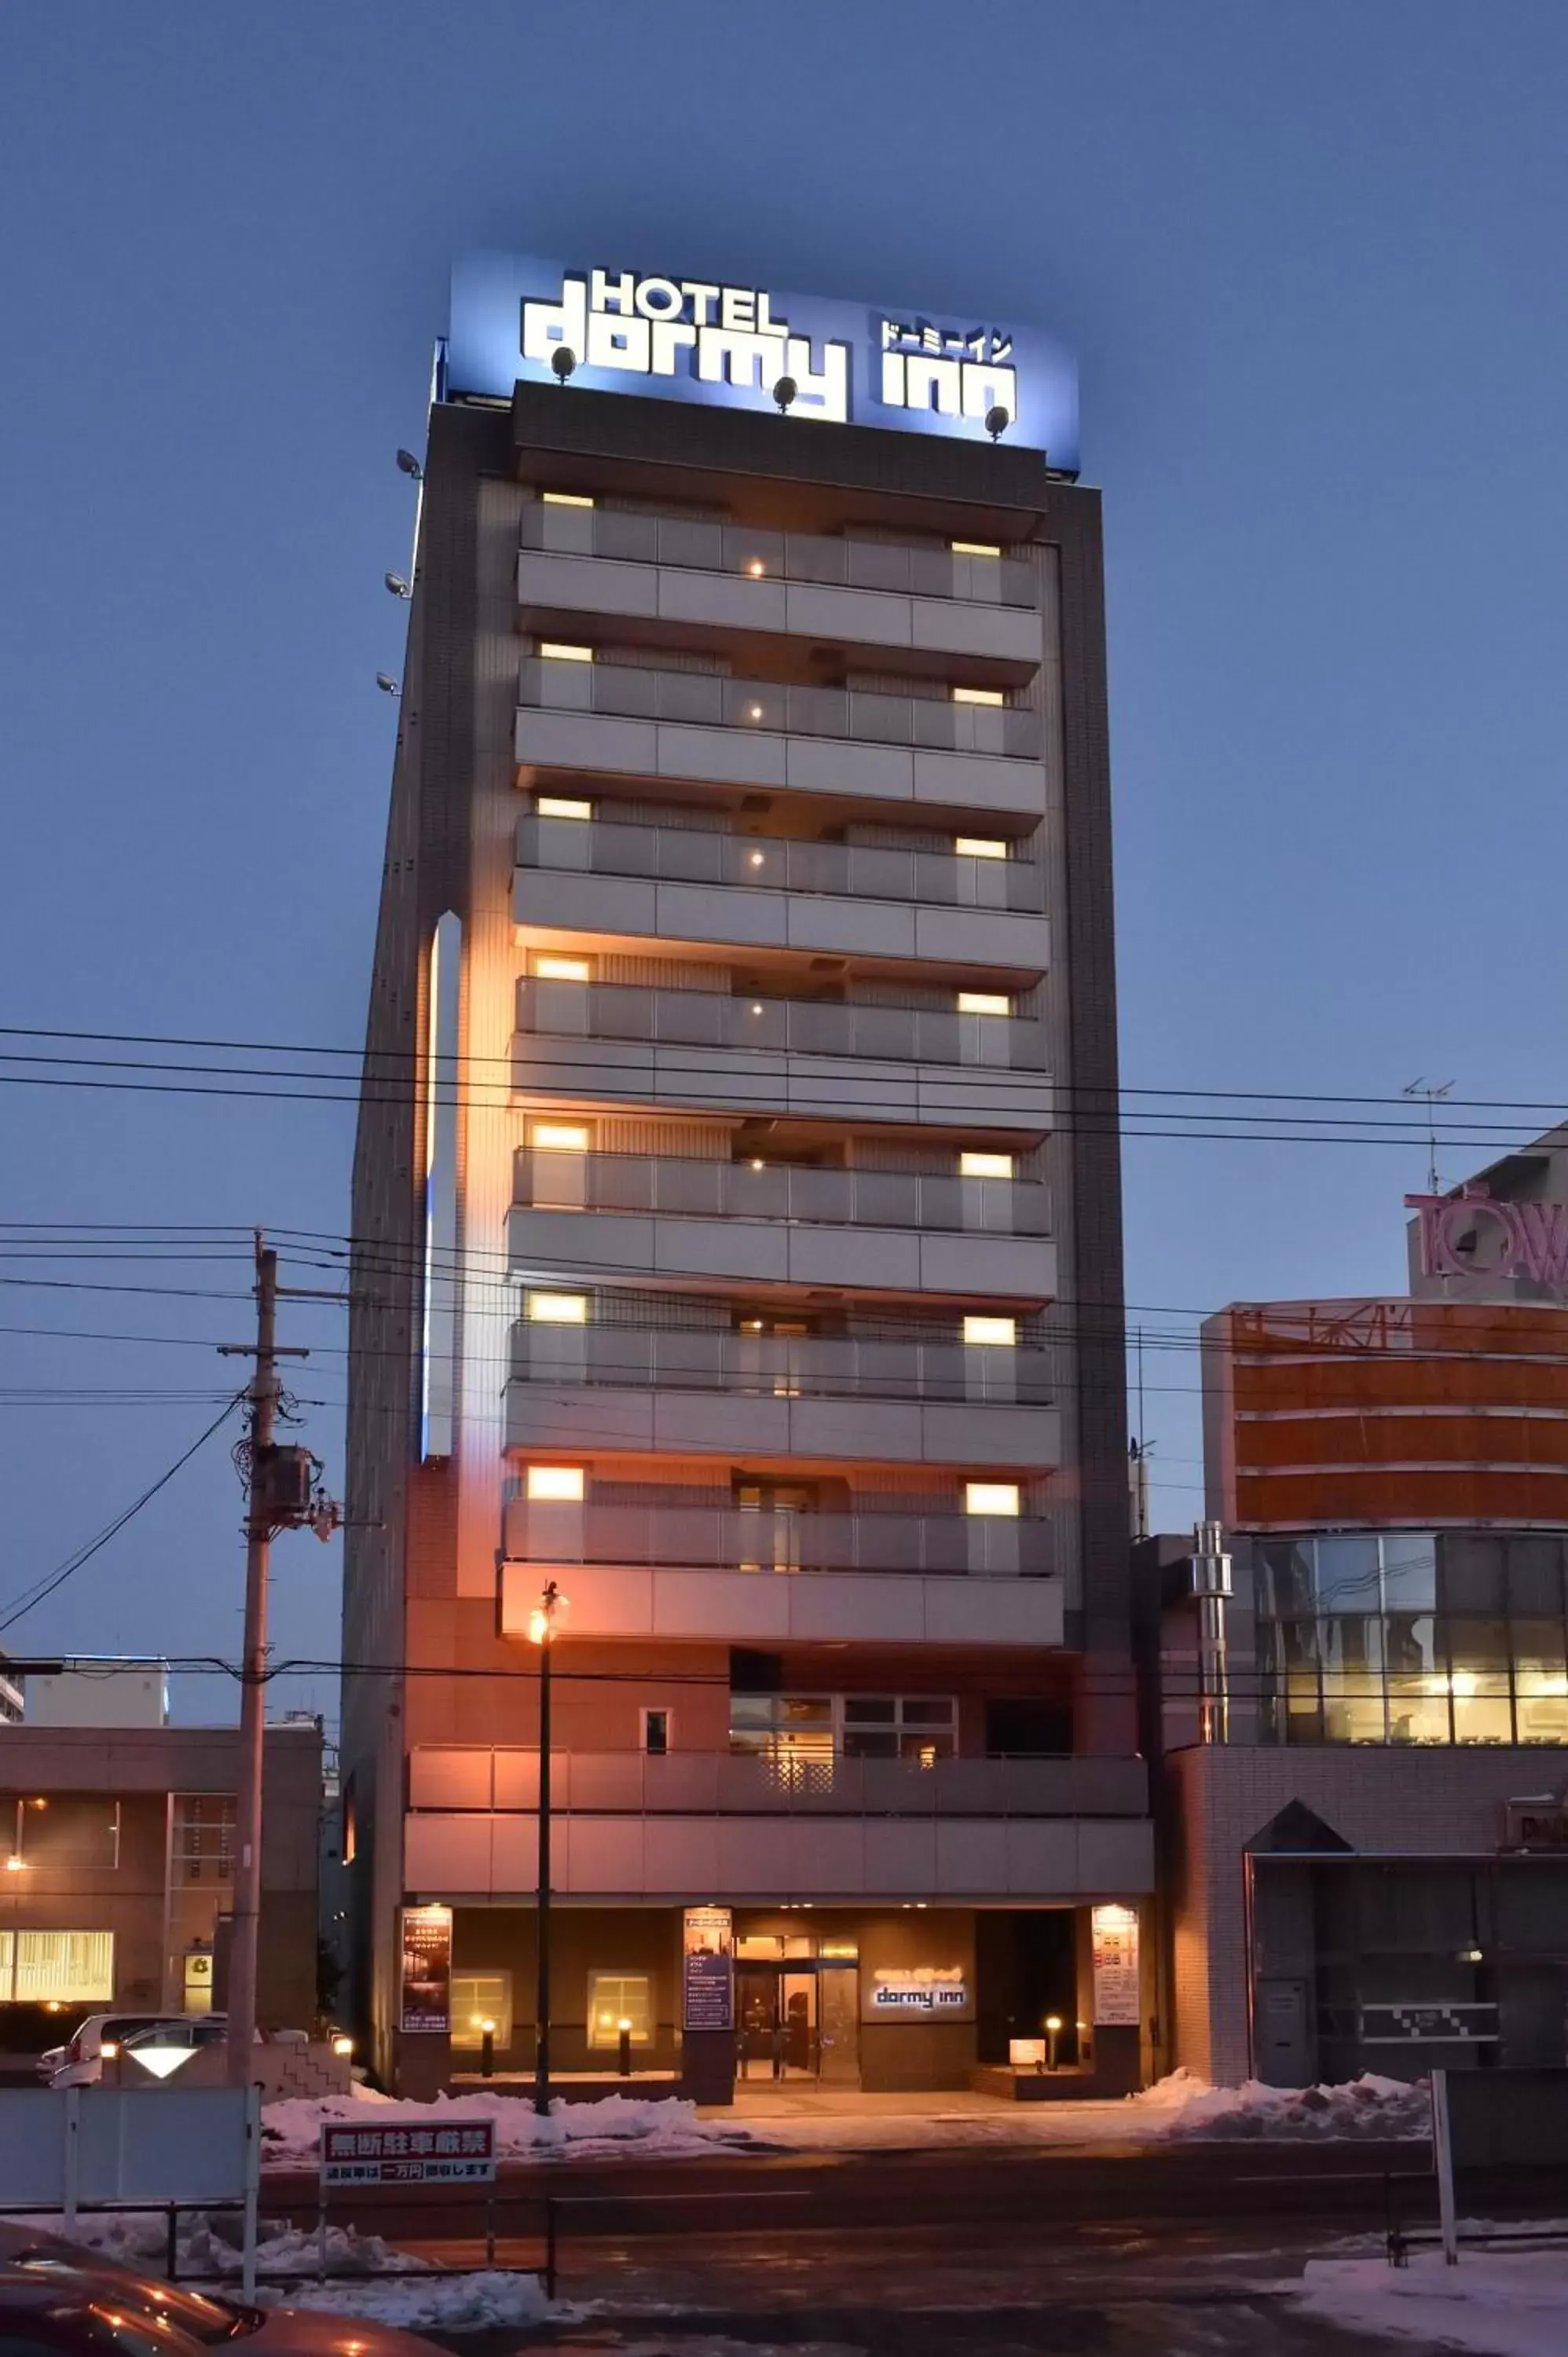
(2, 1), (1566, 1728)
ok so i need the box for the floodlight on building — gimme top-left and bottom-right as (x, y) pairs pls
(771, 376), (797, 413)
(985, 405), (1011, 442)
(396, 449), (423, 481)
(551, 346), (578, 383)
(376, 674), (401, 697)
(385, 573), (412, 598)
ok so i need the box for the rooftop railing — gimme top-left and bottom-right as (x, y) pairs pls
(519, 656), (1043, 761)
(521, 503), (1039, 609)
(515, 812), (1046, 914)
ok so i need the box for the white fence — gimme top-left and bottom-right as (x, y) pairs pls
(0, 2088), (260, 2293)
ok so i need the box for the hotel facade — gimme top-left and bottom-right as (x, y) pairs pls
(343, 258), (1152, 2098)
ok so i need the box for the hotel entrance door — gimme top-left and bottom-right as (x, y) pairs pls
(735, 1960), (859, 2083)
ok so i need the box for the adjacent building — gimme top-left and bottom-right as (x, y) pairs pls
(1160, 1131), (1568, 2085)
(345, 255), (1152, 2098)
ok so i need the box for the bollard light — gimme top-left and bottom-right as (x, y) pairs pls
(479, 2017), (496, 2079)
(331, 2034), (354, 2059)
(1045, 2014), (1063, 2072)
(617, 2017), (633, 2079)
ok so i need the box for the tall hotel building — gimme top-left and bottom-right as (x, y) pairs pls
(344, 257), (1152, 2097)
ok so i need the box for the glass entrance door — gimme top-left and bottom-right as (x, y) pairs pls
(735, 1963), (823, 2079)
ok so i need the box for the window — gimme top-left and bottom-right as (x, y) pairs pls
(538, 641), (594, 662)
(527, 1292), (587, 1325)
(954, 838), (1007, 860)
(951, 540), (1002, 558)
(959, 1151), (1013, 1180)
(541, 491), (595, 508)
(450, 1971), (513, 2051)
(731, 1692), (956, 1765)
(951, 686), (1006, 706)
(641, 1708), (670, 1756)
(537, 795), (593, 821)
(529, 952), (594, 982)
(842, 1695), (958, 1764)
(956, 992), (1010, 1017)
(4, 1797), (119, 1872)
(170, 1795), (233, 1888)
(965, 1481), (1020, 1517)
(963, 1315), (1017, 1347)
(0, 1929), (115, 2004)
(526, 1464), (584, 1502)
(587, 1969), (653, 2047)
(530, 1122), (592, 1152)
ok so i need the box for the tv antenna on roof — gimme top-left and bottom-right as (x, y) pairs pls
(1403, 1078), (1455, 1195)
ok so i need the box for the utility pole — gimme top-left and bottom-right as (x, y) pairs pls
(526, 1580), (566, 2117)
(227, 1238), (278, 2086)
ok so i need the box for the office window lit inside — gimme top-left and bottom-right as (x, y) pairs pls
(526, 1464), (584, 1502)
(960, 1151), (1013, 1179)
(954, 837), (1007, 860)
(963, 1315), (1017, 1347)
(537, 795), (593, 820)
(965, 1482), (1020, 1517)
(588, 1970), (653, 2047)
(957, 992), (1010, 1017)
(951, 686), (1006, 706)
(527, 1292), (588, 1325)
(539, 641), (595, 662)
(532, 1122), (591, 1153)
(529, 953), (593, 982)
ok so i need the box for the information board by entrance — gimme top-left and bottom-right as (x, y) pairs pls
(683, 1904), (735, 2032)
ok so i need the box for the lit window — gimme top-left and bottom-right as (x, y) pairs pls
(530, 953), (593, 982)
(532, 1122), (591, 1152)
(965, 1482), (1020, 1517)
(539, 641), (595, 663)
(526, 1465), (584, 1502)
(951, 686), (1006, 706)
(541, 491), (595, 508)
(527, 1292), (587, 1325)
(963, 1315), (1017, 1347)
(451, 1971), (513, 2050)
(537, 796), (593, 821)
(960, 1151), (1013, 1179)
(957, 992), (1010, 1017)
(954, 838), (1007, 860)
(0, 1930), (115, 2004)
(587, 1970), (654, 2047)
(951, 540), (1002, 558)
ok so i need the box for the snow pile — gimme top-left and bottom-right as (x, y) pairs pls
(1130, 2068), (1431, 2143)
(273, 2268), (550, 2330)
(24, 2209), (421, 2282)
(262, 2086), (738, 2168)
(1296, 2242), (1568, 2356)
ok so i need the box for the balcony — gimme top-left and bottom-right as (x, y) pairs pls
(501, 1497), (1054, 1578)
(522, 503), (1040, 609)
(515, 658), (1046, 816)
(403, 1749), (1155, 1901)
(508, 1149), (1057, 1298)
(515, 978), (1046, 1069)
(513, 812), (1050, 971)
(504, 1325), (1059, 1470)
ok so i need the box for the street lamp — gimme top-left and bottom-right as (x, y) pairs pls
(527, 1580), (567, 2117)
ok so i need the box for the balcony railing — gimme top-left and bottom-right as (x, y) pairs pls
(502, 1498), (1054, 1578)
(519, 657), (1043, 760)
(510, 1325), (1050, 1405)
(409, 1747), (1147, 1820)
(516, 977), (1048, 1071)
(522, 503), (1039, 609)
(513, 1149), (1050, 1237)
(515, 812), (1046, 914)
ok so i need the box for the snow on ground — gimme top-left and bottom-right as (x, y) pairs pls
(1295, 2237), (1568, 2357)
(269, 2268), (551, 2330)
(262, 2087), (739, 2167)
(261, 2069), (1429, 2165)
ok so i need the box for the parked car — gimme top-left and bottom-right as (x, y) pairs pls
(46, 2016), (192, 2088)
(0, 2234), (449, 2356)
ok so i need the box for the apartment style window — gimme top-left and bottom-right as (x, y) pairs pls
(529, 1121), (592, 1153)
(640, 1708), (671, 1756)
(951, 686), (1006, 706)
(529, 952), (595, 982)
(956, 992), (1010, 1017)
(1255, 1530), (1568, 1747)
(451, 1970), (513, 2050)
(587, 1970), (654, 2047)
(959, 1150), (1013, 1179)
(965, 1481), (1021, 1517)
(536, 795), (594, 820)
(4, 1796), (119, 1872)
(526, 1292), (588, 1325)
(170, 1795), (234, 1888)
(730, 1693), (957, 1765)
(538, 641), (595, 662)
(954, 837), (1007, 860)
(526, 1464), (584, 1502)
(841, 1696), (958, 1762)
(963, 1315), (1017, 1347)
(0, 1929), (115, 2005)
(541, 491), (595, 508)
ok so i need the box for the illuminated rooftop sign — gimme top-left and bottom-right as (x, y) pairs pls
(447, 254), (1079, 470)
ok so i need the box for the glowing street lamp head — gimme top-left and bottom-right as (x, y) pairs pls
(527, 1580), (568, 1647)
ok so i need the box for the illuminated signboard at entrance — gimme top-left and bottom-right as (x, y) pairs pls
(448, 255), (1079, 470)
(870, 1967), (969, 2013)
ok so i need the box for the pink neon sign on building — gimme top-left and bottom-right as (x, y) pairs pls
(1406, 1184), (1568, 1291)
